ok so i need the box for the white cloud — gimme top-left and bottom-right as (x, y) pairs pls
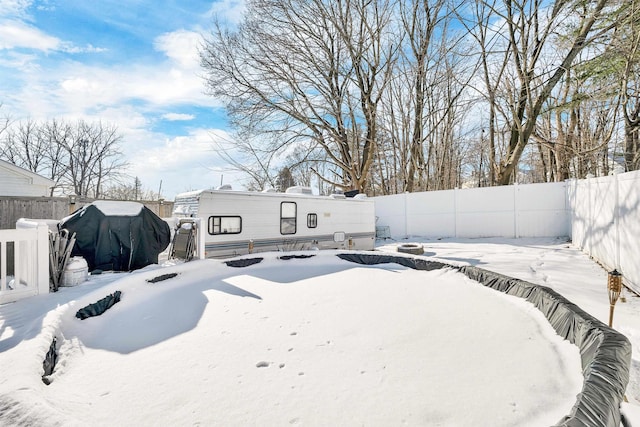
(50, 64), (212, 116)
(154, 29), (202, 70)
(60, 76), (102, 94)
(125, 127), (245, 198)
(0, 20), (60, 50)
(1, 5), (220, 119)
(205, 0), (246, 26)
(62, 43), (107, 54)
(0, 0), (32, 18)
(162, 113), (195, 121)
(0, 50), (38, 69)
(0, 0), (105, 53)
(0, 17), (105, 54)
(42, 29), (218, 113)
(133, 128), (229, 170)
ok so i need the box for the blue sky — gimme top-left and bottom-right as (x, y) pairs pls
(0, 0), (246, 199)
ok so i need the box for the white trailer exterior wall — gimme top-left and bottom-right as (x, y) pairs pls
(173, 189), (376, 258)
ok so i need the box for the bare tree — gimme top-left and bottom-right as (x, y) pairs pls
(200, 0), (400, 193)
(39, 119), (73, 195)
(0, 118), (128, 197)
(199, 0), (634, 193)
(341, 0), (471, 194)
(397, 0), (448, 192)
(617, 0), (640, 171)
(527, 0), (640, 178)
(467, 0), (624, 185)
(1, 119), (48, 172)
(102, 177), (158, 200)
(66, 120), (128, 198)
(532, 64), (620, 180)
(458, 0), (511, 185)
(0, 104), (9, 140)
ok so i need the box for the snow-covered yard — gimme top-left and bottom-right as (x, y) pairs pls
(380, 237), (640, 423)
(0, 237), (638, 425)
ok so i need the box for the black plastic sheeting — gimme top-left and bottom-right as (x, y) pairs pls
(146, 273), (178, 283)
(41, 337), (58, 385)
(225, 257), (264, 268)
(337, 252), (448, 271)
(75, 291), (122, 320)
(336, 252), (631, 427)
(279, 254), (316, 260)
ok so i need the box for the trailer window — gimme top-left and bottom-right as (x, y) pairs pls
(280, 202), (297, 235)
(209, 216), (242, 235)
(307, 213), (317, 228)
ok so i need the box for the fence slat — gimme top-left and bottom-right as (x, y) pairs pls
(0, 240), (6, 292)
(0, 226), (48, 304)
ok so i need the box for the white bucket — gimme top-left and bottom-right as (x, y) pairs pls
(61, 257), (89, 287)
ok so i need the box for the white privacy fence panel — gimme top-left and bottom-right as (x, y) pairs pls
(456, 185), (518, 237)
(618, 172), (640, 294)
(374, 182), (570, 239)
(516, 182), (571, 237)
(407, 190), (456, 237)
(590, 177), (616, 265)
(0, 221), (49, 304)
(569, 171), (640, 294)
(374, 193), (410, 238)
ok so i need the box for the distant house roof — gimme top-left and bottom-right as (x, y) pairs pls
(0, 159), (55, 197)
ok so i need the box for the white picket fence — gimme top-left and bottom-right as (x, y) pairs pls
(0, 221), (50, 304)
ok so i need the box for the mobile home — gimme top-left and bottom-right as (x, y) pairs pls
(171, 187), (376, 259)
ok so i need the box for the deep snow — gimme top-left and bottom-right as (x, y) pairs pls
(0, 237), (637, 425)
(379, 237), (640, 423)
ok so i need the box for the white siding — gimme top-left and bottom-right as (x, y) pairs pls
(0, 162), (53, 196)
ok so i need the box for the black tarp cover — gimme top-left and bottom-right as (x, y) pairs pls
(336, 252), (631, 427)
(59, 201), (171, 272)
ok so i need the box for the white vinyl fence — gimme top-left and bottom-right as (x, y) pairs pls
(0, 220), (50, 304)
(569, 170), (640, 294)
(374, 173), (640, 294)
(374, 182), (570, 239)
